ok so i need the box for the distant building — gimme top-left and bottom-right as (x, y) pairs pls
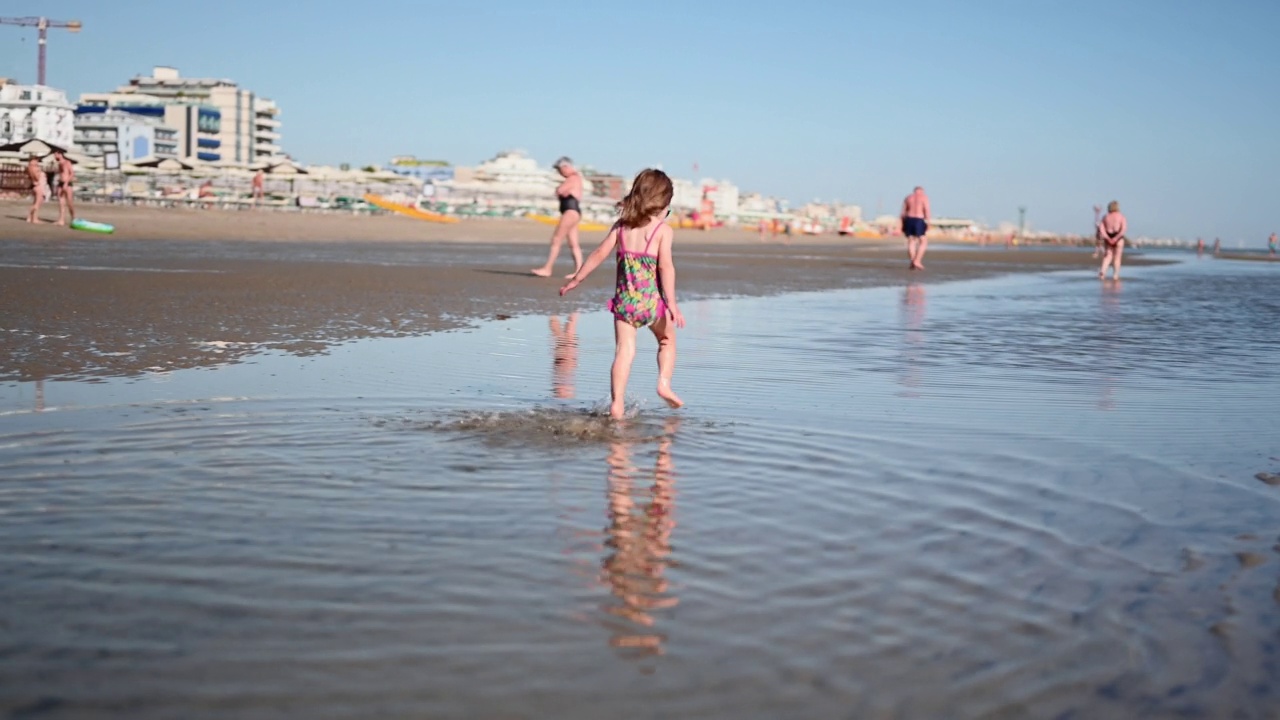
(739, 193), (786, 215)
(0, 79), (74, 149)
(453, 150), (559, 197)
(78, 92), (222, 162)
(88, 66), (283, 164)
(582, 168), (624, 201)
(671, 177), (739, 217)
(73, 108), (178, 161)
(388, 155), (454, 182)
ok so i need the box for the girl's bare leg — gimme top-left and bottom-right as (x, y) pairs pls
(1099, 247), (1113, 278)
(565, 222), (583, 278)
(532, 210), (578, 277)
(611, 320), (638, 419)
(650, 316), (683, 409)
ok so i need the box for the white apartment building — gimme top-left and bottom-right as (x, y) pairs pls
(79, 91), (222, 163)
(671, 177), (740, 217)
(0, 79), (74, 149)
(74, 109), (178, 161)
(100, 66), (283, 164)
(459, 150), (560, 196)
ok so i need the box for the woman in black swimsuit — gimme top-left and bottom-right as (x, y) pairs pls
(532, 157), (584, 278)
(1097, 200), (1128, 280)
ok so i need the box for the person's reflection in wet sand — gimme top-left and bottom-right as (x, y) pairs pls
(897, 283), (927, 397)
(35, 378), (45, 412)
(549, 313), (579, 399)
(1097, 279), (1123, 410)
(600, 417), (681, 658)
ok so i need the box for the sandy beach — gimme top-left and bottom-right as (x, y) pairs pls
(0, 199), (1170, 382)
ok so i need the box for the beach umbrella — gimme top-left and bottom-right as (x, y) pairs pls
(133, 156), (195, 172)
(262, 159), (308, 175)
(0, 138), (68, 158)
(262, 160), (309, 197)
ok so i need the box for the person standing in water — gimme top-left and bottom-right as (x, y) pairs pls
(54, 151), (76, 227)
(560, 169), (685, 419)
(25, 155), (47, 224)
(1269, 233), (1277, 257)
(901, 186), (931, 270)
(1212, 237), (1221, 255)
(1097, 200), (1128, 279)
(532, 156), (584, 278)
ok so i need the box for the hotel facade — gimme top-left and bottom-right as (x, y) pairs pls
(82, 66), (283, 164)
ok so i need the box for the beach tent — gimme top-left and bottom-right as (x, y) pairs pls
(260, 159), (309, 176)
(0, 138), (69, 158)
(132, 157), (196, 171)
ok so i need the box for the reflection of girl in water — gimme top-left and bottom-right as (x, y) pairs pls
(549, 313), (579, 399)
(600, 417), (681, 656)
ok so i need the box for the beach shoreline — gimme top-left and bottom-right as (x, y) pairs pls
(0, 199), (1174, 382)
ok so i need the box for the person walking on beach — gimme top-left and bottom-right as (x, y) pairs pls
(1097, 200), (1128, 279)
(252, 169), (265, 205)
(1269, 232), (1277, 257)
(532, 156), (584, 279)
(560, 169), (686, 419)
(25, 155), (47, 224)
(901, 186), (931, 270)
(53, 151), (76, 227)
(1212, 237), (1221, 256)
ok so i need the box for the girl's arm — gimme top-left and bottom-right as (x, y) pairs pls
(560, 228), (617, 295)
(656, 226), (686, 328)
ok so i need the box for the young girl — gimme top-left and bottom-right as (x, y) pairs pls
(560, 169), (686, 419)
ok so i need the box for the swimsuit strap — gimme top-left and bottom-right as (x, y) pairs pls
(642, 221), (665, 255)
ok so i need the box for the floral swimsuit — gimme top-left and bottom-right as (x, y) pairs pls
(607, 222), (667, 328)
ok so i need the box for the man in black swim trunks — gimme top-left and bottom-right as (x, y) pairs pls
(532, 156), (584, 278)
(53, 150), (76, 227)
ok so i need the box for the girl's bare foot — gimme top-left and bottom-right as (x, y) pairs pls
(609, 402), (627, 420)
(530, 267), (552, 277)
(564, 268), (580, 279)
(657, 380), (683, 409)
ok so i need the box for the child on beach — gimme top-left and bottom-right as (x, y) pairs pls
(560, 169), (686, 419)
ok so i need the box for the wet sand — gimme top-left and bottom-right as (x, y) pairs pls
(1216, 251), (1279, 263)
(0, 200), (1169, 382)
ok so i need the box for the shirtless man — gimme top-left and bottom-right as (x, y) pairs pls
(252, 169), (265, 205)
(25, 155), (47, 224)
(1097, 200), (1128, 279)
(901, 186), (931, 270)
(54, 151), (76, 226)
(531, 156), (584, 278)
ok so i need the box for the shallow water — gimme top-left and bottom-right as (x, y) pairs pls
(2, 257), (1279, 719)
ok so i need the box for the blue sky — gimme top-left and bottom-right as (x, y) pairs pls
(3, 0), (1277, 240)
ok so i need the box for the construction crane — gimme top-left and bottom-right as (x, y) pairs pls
(0, 16), (82, 86)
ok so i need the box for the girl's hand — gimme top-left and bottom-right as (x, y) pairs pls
(667, 303), (685, 329)
(559, 278), (579, 296)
